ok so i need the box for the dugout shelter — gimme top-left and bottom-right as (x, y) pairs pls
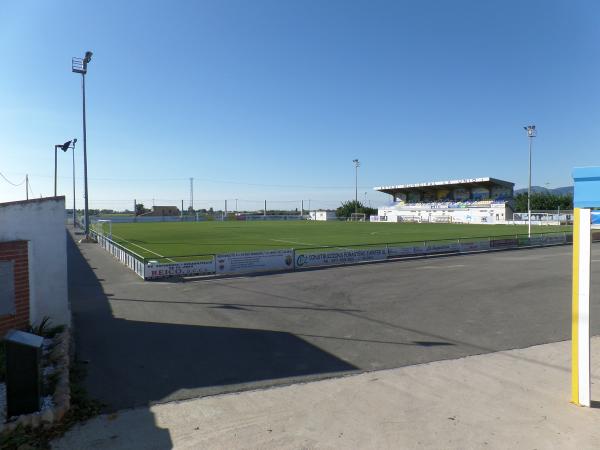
(373, 177), (515, 224)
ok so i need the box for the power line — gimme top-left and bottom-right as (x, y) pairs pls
(2, 171), (374, 190)
(0, 172), (26, 186)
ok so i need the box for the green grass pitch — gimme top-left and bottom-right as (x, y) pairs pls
(100, 221), (571, 261)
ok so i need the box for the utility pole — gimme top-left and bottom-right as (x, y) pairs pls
(225, 200), (228, 219)
(264, 200), (267, 218)
(301, 199), (304, 217)
(181, 200), (184, 217)
(25, 174), (28, 200)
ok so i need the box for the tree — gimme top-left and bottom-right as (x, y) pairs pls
(336, 200), (377, 219)
(135, 203), (146, 216)
(513, 192), (573, 212)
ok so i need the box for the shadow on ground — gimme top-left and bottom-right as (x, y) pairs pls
(67, 233), (356, 413)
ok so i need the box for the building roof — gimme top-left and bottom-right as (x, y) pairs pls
(374, 177), (514, 195)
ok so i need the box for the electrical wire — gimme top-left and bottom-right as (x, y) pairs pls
(0, 172), (26, 186)
(2, 172), (374, 190)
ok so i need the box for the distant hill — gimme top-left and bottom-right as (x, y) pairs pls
(514, 186), (573, 196)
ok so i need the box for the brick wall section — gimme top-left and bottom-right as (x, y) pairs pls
(0, 240), (29, 336)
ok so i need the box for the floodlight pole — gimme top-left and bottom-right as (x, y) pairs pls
(71, 141), (77, 227)
(353, 159), (360, 215)
(54, 145), (58, 196)
(81, 72), (89, 237)
(54, 140), (75, 197)
(73, 51), (93, 239)
(524, 125), (536, 238)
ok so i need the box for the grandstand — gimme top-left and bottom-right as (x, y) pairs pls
(373, 177), (514, 224)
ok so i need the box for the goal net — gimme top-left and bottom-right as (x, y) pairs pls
(349, 213), (366, 222)
(94, 219), (113, 239)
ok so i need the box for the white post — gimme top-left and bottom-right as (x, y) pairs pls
(572, 207), (591, 406)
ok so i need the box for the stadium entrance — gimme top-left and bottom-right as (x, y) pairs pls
(373, 177), (514, 224)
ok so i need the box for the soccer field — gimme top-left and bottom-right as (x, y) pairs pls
(98, 221), (571, 261)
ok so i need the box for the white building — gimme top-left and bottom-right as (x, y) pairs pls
(373, 177), (515, 224)
(309, 210), (337, 221)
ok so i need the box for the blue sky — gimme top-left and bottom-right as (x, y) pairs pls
(1, 0), (599, 211)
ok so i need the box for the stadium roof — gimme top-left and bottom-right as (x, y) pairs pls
(374, 177), (514, 194)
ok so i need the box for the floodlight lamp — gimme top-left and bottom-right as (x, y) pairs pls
(72, 138), (78, 145)
(84, 51), (93, 63)
(524, 125), (537, 137)
(61, 140), (72, 152)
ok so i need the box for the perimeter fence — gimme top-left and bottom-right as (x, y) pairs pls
(87, 230), (590, 281)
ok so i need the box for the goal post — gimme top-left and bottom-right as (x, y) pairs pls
(94, 219), (113, 239)
(349, 213), (366, 222)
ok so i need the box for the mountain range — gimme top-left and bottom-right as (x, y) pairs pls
(514, 186), (573, 196)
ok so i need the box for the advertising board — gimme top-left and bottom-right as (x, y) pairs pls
(458, 241), (490, 252)
(215, 249), (294, 275)
(424, 242), (460, 253)
(388, 245), (422, 257)
(544, 234), (566, 244)
(145, 260), (216, 279)
(295, 248), (387, 268)
(490, 238), (518, 248)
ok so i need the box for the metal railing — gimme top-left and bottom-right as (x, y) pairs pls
(90, 230), (146, 278)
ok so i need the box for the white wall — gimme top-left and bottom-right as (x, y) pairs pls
(377, 205), (510, 224)
(0, 197), (70, 327)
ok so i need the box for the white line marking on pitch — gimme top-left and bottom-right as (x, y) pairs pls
(111, 233), (175, 262)
(271, 239), (360, 252)
(271, 238), (317, 246)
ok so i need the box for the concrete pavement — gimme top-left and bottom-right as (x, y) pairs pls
(67, 233), (600, 411)
(53, 337), (600, 449)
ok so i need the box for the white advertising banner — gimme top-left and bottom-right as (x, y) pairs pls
(295, 248), (387, 268)
(145, 260), (216, 279)
(215, 249), (294, 275)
